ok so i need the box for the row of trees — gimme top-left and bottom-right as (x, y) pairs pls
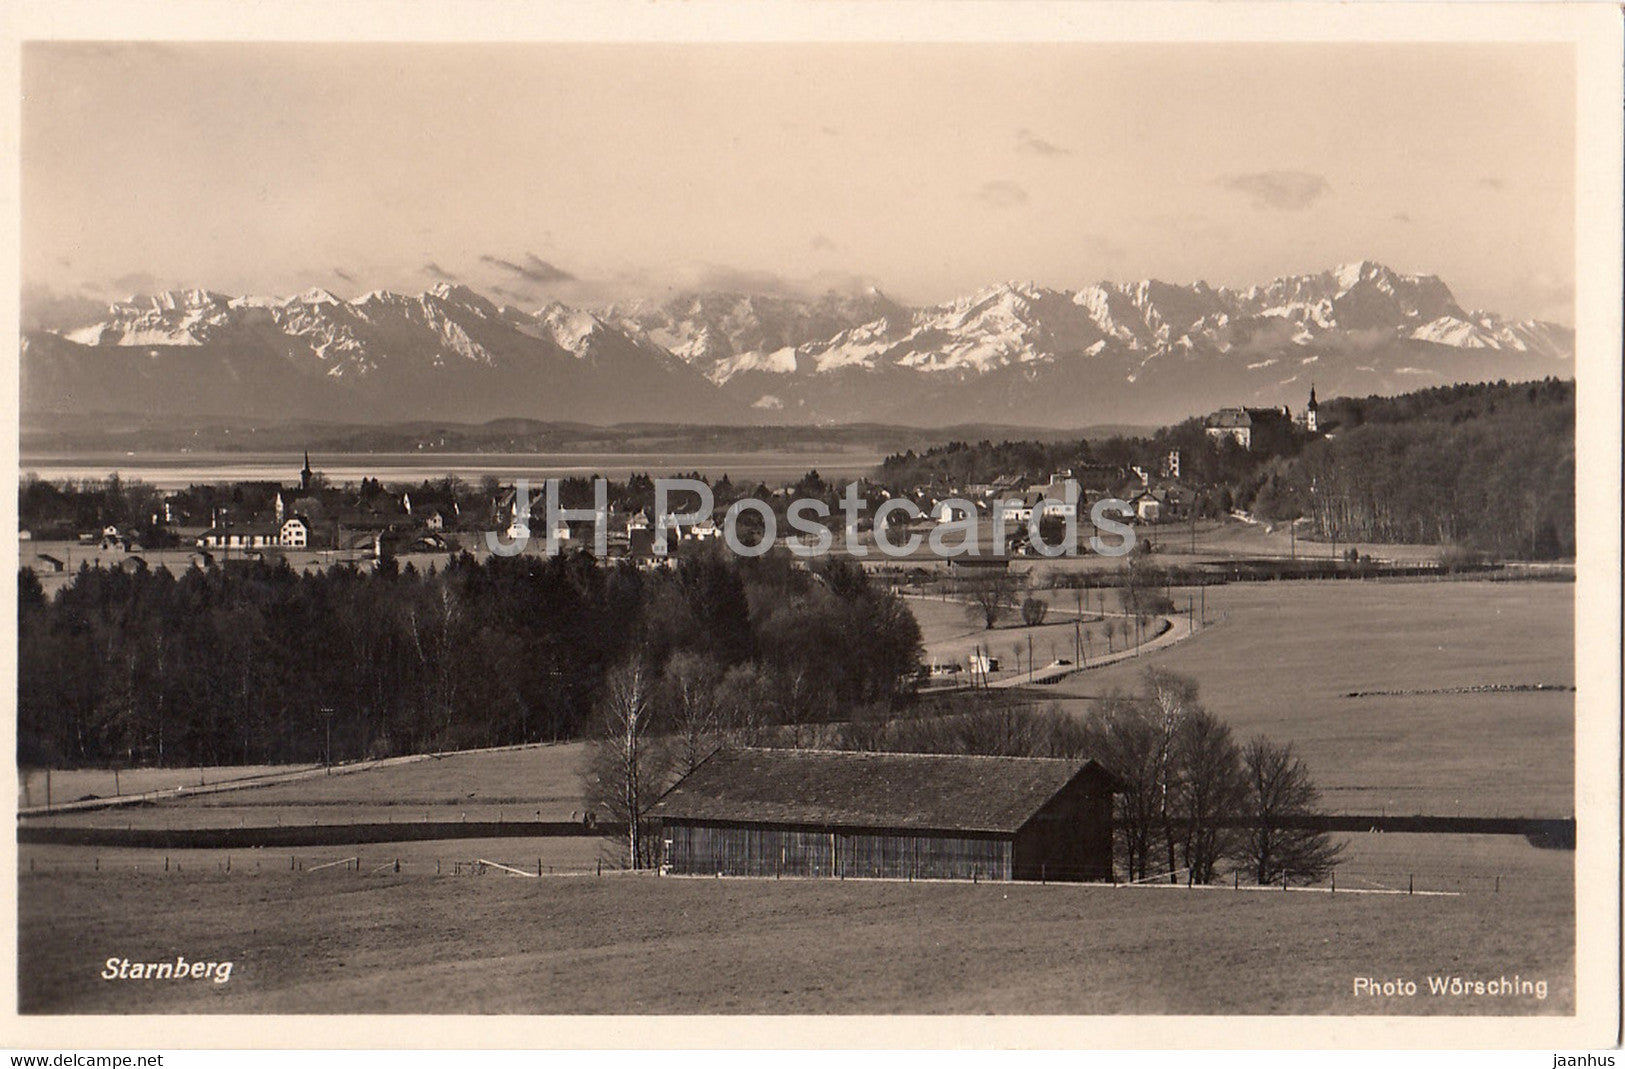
(1087, 670), (1342, 886)
(962, 555), (1174, 632)
(18, 549), (922, 770)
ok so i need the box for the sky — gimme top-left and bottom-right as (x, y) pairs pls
(22, 41), (1575, 323)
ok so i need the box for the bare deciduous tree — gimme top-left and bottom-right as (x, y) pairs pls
(662, 651), (722, 775)
(585, 659), (670, 869)
(963, 571), (1021, 630)
(1086, 668), (1247, 885)
(1173, 708), (1246, 885)
(1241, 737), (1345, 886)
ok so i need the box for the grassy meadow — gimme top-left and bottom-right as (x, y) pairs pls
(982, 579), (1574, 817)
(18, 865), (1572, 1015)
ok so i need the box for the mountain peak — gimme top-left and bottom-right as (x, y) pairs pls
(29, 263), (1570, 429)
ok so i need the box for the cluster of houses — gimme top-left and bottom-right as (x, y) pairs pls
(915, 454), (1188, 542)
(190, 454), (462, 560)
(494, 485), (726, 566)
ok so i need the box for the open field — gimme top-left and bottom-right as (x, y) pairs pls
(907, 593), (1131, 677)
(21, 742), (594, 832)
(19, 763), (318, 809)
(17, 864), (1571, 1015)
(1022, 579), (1573, 816)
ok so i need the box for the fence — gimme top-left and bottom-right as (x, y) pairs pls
(19, 847), (1570, 896)
(19, 848), (630, 878)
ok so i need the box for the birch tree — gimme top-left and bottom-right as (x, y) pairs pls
(586, 659), (670, 869)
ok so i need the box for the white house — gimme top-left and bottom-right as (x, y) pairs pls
(197, 526), (281, 550)
(931, 500), (976, 524)
(280, 516), (310, 548)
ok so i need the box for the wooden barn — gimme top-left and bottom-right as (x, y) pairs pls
(648, 748), (1120, 882)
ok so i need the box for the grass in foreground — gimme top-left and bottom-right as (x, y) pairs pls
(19, 865), (1572, 1016)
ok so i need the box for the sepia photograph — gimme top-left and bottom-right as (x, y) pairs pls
(4, 0), (1620, 1052)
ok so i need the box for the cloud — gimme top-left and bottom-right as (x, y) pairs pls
(422, 262), (458, 281)
(21, 283), (115, 331)
(809, 233), (838, 252)
(1016, 128), (1070, 157)
(603, 263), (884, 304)
(490, 284), (542, 306)
(107, 271), (159, 294)
(1478, 176), (1506, 190)
(680, 264), (810, 297)
(974, 180), (1030, 208)
(1220, 170), (1331, 211)
(480, 252), (576, 285)
(332, 267), (356, 284)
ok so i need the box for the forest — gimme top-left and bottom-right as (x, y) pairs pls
(16, 549), (922, 769)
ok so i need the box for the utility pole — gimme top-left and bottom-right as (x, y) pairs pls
(1028, 634), (1034, 682)
(321, 706), (335, 774)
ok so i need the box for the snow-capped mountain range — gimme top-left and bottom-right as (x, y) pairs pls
(24, 262), (1572, 427)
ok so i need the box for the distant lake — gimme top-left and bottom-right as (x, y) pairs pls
(18, 450), (887, 490)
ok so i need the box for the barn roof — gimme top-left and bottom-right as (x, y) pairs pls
(647, 747), (1118, 835)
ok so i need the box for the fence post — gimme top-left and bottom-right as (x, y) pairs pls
(597, 858), (602, 877)
(1330, 872), (1334, 894)
(1408, 874), (1414, 895)
(1234, 871), (1239, 890)
(1495, 875), (1500, 894)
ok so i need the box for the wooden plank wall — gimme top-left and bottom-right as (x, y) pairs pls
(663, 822), (1012, 881)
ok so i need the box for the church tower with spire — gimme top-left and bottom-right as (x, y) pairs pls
(300, 451), (313, 493)
(1305, 384), (1319, 433)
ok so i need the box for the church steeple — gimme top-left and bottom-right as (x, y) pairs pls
(1305, 384), (1319, 432)
(300, 451), (313, 493)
